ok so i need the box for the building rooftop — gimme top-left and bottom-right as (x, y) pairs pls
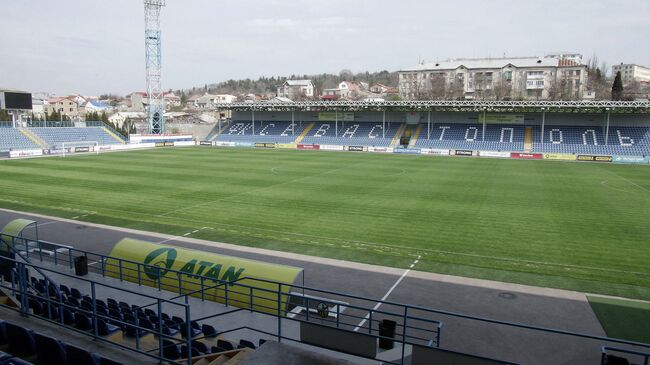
(401, 56), (575, 72)
(284, 80), (313, 86)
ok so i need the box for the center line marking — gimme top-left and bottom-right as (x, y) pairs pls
(354, 255), (421, 332)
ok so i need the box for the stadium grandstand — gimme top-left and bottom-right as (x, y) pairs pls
(0, 121), (126, 156)
(208, 101), (650, 159)
(1, 101), (650, 365)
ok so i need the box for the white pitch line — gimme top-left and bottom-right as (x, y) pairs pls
(354, 255), (421, 332)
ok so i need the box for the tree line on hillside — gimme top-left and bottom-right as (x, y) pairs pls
(178, 70), (399, 97)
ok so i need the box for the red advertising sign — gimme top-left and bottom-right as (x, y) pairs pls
(297, 144), (320, 150)
(510, 152), (542, 159)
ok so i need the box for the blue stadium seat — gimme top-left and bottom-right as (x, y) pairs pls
(97, 318), (120, 337)
(74, 312), (93, 331)
(1, 357), (34, 365)
(66, 345), (100, 365)
(34, 333), (66, 365)
(201, 324), (217, 338)
(215, 339), (234, 352)
(238, 339), (256, 349)
(4, 322), (36, 357)
(162, 339), (181, 360)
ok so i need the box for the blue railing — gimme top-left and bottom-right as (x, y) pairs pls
(5, 232), (650, 364)
(602, 346), (650, 365)
(0, 243), (192, 364)
(5, 233), (442, 365)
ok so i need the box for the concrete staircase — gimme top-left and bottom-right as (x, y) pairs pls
(524, 127), (533, 152)
(293, 122), (315, 144)
(408, 124), (423, 148)
(18, 128), (47, 149)
(389, 123), (406, 148)
(209, 121), (232, 141)
(102, 127), (127, 144)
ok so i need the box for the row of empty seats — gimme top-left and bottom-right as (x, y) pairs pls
(301, 122), (401, 147)
(0, 128), (38, 152)
(215, 121), (309, 143)
(28, 127), (124, 147)
(415, 124), (525, 151)
(0, 320), (122, 365)
(413, 124), (650, 155)
(22, 277), (260, 362)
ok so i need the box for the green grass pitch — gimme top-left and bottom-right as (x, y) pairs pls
(1, 147), (649, 300)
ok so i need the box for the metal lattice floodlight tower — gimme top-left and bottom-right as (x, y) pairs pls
(144, 0), (165, 134)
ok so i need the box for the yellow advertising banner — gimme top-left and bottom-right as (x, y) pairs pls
(543, 153), (576, 161)
(277, 144), (297, 149)
(105, 238), (303, 314)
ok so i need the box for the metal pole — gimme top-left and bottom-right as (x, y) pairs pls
(541, 110), (545, 144)
(382, 110), (386, 139)
(292, 111), (295, 136)
(401, 307), (408, 365)
(605, 111), (610, 145)
(427, 111), (431, 140)
(482, 110), (486, 142)
(252, 110), (255, 135)
(277, 284), (282, 342)
(335, 111), (338, 137)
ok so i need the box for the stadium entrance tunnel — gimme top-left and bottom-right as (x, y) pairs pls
(0, 219), (39, 280)
(105, 238), (304, 314)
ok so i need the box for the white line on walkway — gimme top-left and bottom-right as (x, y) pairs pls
(353, 255), (421, 332)
(157, 227), (208, 244)
(88, 258), (105, 266)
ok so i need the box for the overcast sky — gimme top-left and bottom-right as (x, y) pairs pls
(1, 0), (649, 96)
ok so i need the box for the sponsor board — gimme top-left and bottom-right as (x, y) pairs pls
(297, 144), (320, 150)
(122, 143), (156, 150)
(254, 143), (276, 148)
(479, 114), (525, 124)
(478, 151), (511, 158)
(215, 141), (236, 147)
(613, 155), (650, 164)
(235, 142), (253, 148)
(318, 112), (354, 121)
(99, 146), (112, 151)
(10, 149), (44, 158)
(74, 146), (90, 153)
(543, 153), (576, 161)
(454, 150), (474, 156)
(347, 146), (365, 152)
(173, 141), (196, 147)
(393, 148), (421, 155)
(319, 145), (344, 151)
(199, 141), (214, 146)
(367, 147), (394, 153)
(420, 149), (450, 156)
(155, 142), (175, 147)
(277, 143), (297, 149)
(511, 152), (542, 159)
(577, 155), (613, 162)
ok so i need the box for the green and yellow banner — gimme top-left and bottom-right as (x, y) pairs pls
(105, 238), (303, 314)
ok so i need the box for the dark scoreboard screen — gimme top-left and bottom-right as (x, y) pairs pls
(3, 92), (32, 110)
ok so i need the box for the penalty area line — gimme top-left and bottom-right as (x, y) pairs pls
(353, 255), (421, 332)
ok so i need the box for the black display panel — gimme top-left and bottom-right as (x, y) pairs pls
(3, 92), (32, 110)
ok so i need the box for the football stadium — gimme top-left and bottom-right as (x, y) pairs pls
(0, 100), (649, 365)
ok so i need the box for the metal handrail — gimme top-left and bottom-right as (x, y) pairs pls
(12, 233), (650, 355)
